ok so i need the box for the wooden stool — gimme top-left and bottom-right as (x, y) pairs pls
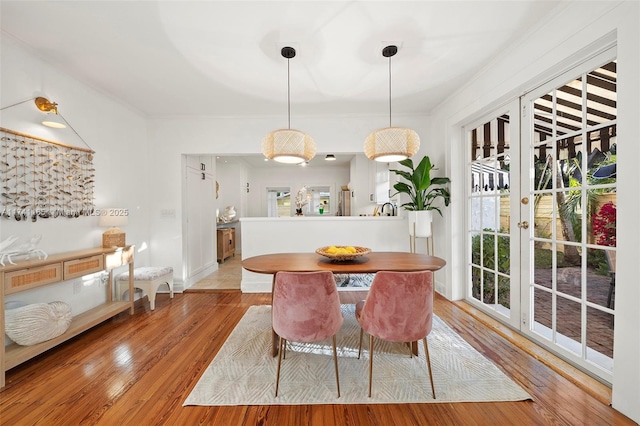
(117, 266), (174, 310)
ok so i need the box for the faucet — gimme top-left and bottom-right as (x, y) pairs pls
(381, 202), (396, 216)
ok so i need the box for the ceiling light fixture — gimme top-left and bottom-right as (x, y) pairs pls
(364, 45), (420, 162)
(325, 154), (336, 161)
(262, 47), (316, 164)
(35, 97), (67, 129)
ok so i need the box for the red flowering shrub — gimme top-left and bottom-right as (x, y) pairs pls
(593, 201), (616, 247)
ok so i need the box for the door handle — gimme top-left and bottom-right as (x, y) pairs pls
(518, 221), (529, 229)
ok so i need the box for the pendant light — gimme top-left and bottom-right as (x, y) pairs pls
(364, 45), (420, 162)
(262, 47), (316, 164)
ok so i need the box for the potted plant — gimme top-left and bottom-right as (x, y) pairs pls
(390, 156), (451, 238)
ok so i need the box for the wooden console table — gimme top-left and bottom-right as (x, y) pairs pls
(0, 246), (135, 388)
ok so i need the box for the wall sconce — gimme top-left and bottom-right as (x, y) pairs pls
(34, 97), (67, 129)
(0, 95), (93, 153)
(98, 209), (129, 248)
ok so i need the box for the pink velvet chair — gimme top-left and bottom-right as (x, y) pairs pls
(355, 270), (436, 398)
(272, 271), (344, 397)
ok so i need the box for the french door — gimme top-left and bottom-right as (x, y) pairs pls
(466, 47), (617, 383)
(520, 50), (617, 382)
(465, 99), (521, 329)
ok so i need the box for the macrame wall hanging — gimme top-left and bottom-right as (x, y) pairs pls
(0, 127), (95, 221)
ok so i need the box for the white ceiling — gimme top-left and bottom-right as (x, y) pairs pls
(1, 1), (561, 119)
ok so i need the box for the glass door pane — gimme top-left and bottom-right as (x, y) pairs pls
(466, 101), (520, 326)
(522, 55), (617, 381)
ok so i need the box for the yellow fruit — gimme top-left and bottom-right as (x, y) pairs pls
(324, 245), (360, 256)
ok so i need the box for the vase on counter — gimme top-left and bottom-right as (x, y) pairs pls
(221, 206), (236, 222)
(295, 208), (303, 216)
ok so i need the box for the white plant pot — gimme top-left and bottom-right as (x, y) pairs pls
(408, 210), (433, 238)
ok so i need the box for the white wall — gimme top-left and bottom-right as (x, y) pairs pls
(216, 159), (247, 220)
(216, 159), (248, 253)
(0, 36), (150, 314)
(428, 1), (639, 421)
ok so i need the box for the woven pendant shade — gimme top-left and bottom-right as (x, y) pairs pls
(364, 126), (420, 162)
(262, 129), (316, 164)
(365, 45), (420, 162)
(262, 46), (316, 164)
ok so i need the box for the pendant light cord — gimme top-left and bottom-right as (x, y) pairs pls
(388, 55), (392, 128)
(287, 57), (291, 130)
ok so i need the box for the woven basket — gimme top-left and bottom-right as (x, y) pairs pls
(316, 246), (371, 261)
(5, 301), (72, 346)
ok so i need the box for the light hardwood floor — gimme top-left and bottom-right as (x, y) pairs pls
(0, 269), (634, 425)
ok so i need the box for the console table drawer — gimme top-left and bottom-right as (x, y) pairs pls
(4, 263), (63, 294)
(64, 255), (104, 280)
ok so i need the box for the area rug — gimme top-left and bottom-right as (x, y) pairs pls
(183, 305), (531, 406)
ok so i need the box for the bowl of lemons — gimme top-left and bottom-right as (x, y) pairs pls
(315, 245), (371, 261)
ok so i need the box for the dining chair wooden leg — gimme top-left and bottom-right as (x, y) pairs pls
(275, 337), (285, 397)
(331, 335), (341, 398)
(368, 334), (374, 397)
(358, 328), (364, 359)
(423, 337), (436, 399)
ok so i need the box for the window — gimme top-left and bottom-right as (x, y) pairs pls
(266, 187), (290, 217)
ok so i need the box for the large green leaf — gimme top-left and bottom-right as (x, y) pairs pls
(389, 155), (450, 212)
(412, 156), (433, 191)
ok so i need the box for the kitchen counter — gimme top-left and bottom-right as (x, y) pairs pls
(239, 216), (408, 292)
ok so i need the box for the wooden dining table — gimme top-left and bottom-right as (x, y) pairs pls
(242, 251), (446, 356)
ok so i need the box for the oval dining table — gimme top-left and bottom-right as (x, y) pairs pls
(242, 251), (446, 356)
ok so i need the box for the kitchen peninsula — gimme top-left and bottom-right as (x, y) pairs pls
(240, 216), (408, 292)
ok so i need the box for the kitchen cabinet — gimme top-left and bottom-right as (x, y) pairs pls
(217, 228), (235, 263)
